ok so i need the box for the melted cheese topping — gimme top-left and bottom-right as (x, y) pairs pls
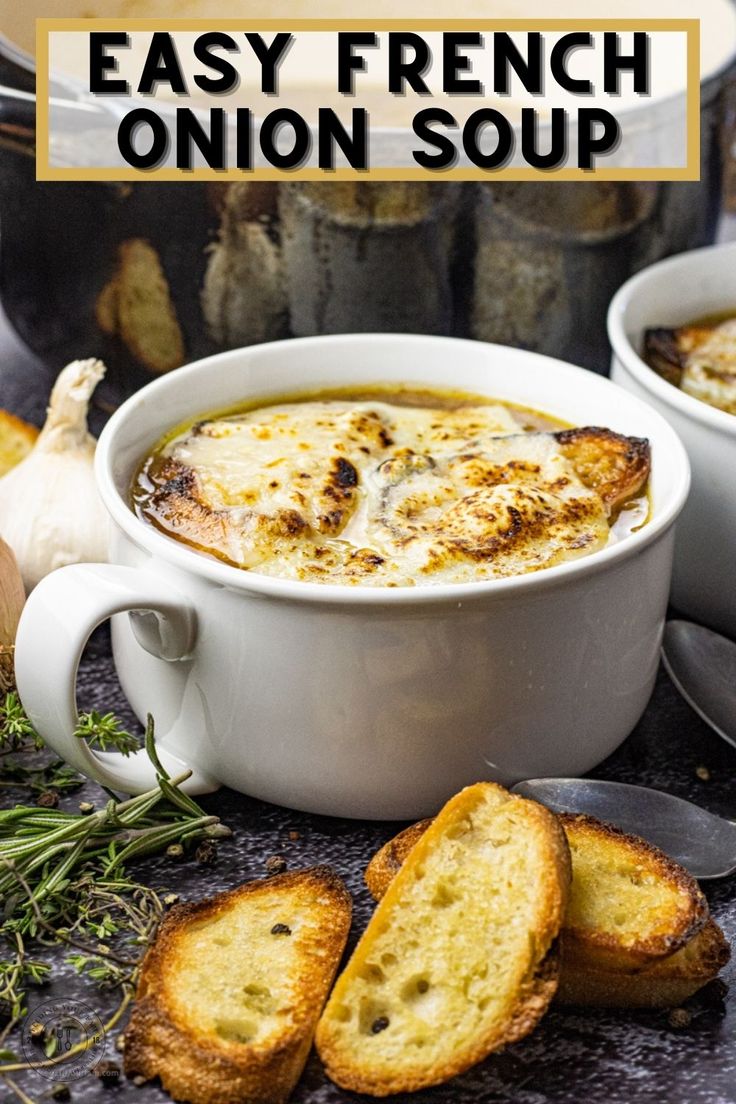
(135, 399), (624, 586)
(680, 319), (736, 416)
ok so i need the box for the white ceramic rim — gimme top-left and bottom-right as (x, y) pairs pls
(95, 333), (691, 607)
(607, 239), (736, 438)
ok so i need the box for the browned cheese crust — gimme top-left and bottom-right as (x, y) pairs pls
(123, 867), (351, 1104)
(135, 408), (651, 585)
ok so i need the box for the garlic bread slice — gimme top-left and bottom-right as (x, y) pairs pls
(0, 409), (38, 478)
(557, 917), (730, 1008)
(366, 810), (714, 979)
(553, 427), (650, 518)
(560, 813), (708, 971)
(123, 867), (351, 1104)
(317, 782), (570, 1096)
(114, 238), (185, 374)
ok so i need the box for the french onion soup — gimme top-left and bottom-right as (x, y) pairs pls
(644, 312), (736, 416)
(132, 387), (650, 586)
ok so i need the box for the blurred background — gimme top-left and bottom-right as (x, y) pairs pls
(2, 0), (736, 426)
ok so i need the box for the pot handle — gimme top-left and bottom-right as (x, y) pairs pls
(13, 563), (219, 795)
(0, 84), (35, 134)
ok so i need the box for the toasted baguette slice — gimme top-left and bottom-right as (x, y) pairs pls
(101, 238), (185, 374)
(316, 782), (570, 1096)
(366, 812), (710, 974)
(560, 814), (708, 971)
(644, 324), (724, 387)
(553, 427), (650, 518)
(0, 409), (38, 477)
(366, 821), (727, 1010)
(94, 275), (119, 336)
(364, 818), (431, 902)
(123, 867), (351, 1104)
(643, 326), (692, 387)
(557, 918), (730, 1008)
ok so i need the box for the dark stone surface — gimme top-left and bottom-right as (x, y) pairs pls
(1, 637), (734, 1104)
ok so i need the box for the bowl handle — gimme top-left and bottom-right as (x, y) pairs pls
(13, 563), (219, 795)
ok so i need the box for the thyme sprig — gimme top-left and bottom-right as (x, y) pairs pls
(0, 703), (231, 1093)
(0, 692), (141, 797)
(73, 711), (139, 757)
(0, 717), (224, 937)
(0, 696), (42, 754)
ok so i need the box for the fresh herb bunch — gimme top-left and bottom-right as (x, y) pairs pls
(73, 710), (140, 757)
(0, 693), (139, 796)
(0, 699), (231, 1095)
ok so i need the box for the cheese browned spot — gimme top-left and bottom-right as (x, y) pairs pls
(644, 319), (736, 415)
(135, 400), (650, 586)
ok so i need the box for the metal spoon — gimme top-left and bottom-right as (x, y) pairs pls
(512, 621), (736, 877)
(511, 778), (736, 879)
(662, 619), (736, 749)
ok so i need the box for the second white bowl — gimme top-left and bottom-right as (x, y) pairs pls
(609, 241), (736, 637)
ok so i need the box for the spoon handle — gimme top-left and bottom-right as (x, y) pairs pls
(512, 778), (736, 879)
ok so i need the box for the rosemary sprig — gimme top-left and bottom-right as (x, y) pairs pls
(0, 700), (232, 1090)
(0, 768), (223, 935)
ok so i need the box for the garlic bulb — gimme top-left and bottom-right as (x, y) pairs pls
(0, 535), (25, 691)
(0, 359), (110, 591)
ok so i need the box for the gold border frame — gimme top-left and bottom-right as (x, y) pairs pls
(35, 18), (700, 181)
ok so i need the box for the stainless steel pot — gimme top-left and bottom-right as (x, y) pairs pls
(1, 13), (735, 394)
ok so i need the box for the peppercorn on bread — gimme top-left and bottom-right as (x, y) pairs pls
(123, 867), (351, 1104)
(316, 782), (570, 1096)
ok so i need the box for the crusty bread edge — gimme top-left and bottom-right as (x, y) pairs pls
(0, 408), (39, 448)
(557, 918), (730, 1008)
(113, 238), (186, 374)
(124, 866), (351, 1104)
(364, 818), (432, 901)
(318, 783), (571, 1096)
(367, 812), (711, 971)
(559, 813), (709, 969)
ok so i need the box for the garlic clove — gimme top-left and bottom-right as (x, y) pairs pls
(0, 359), (111, 591)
